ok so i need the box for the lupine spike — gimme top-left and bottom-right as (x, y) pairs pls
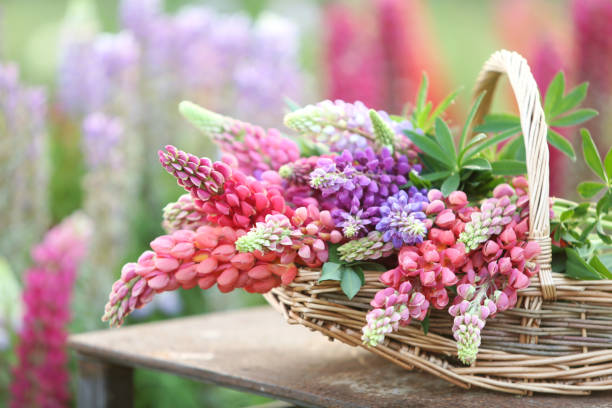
(337, 231), (394, 262)
(369, 109), (396, 153)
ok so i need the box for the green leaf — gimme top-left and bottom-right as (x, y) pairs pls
(565, 248), (603, 280)
(590, 255), (612, 279)
(420, 170), (451, 181)
(434, 118), (457, 161)
(319, 262), (342, 282)
(463, 127), (520, 160)
(553, 82), (588, 116)
(544, 72), (565, 116)
(551, 109), (598, 127)
(491, 160), (527, 176)
(284, 97), (301, 112)
(459, 91), (486, 151)
(408, 171), (432, 189)
(581, 129), (607, 182)
(473, 113), (520, 133)
(420, 314), (430, 335)
(462, 158), (492, 171)
(547, 129), (576, 161)
(327, 243), (341, 263)
(441, 173), (460, 196)
(424, 88), (461, 130)
(415, 73), (428, 114)
(597, 191), (612, 215)
(340, 266), (364, 299)
(463, 133), (488, 151)
(405, 130), (452, 168)
(577, 181), (606, 198)
(604, 147), (612, 180)
(498, 136), (524, 160)
(350, 262), (386, 272)
(560, 208), (574, 222)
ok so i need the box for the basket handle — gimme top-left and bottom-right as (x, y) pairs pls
(473, 50), (555, 300)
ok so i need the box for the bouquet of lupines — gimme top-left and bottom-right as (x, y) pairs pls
(103, 73), (611, 366)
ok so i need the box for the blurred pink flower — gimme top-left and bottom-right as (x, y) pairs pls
(10, 214), (91, 408)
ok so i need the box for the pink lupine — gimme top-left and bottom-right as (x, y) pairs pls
(103, 224), (300, 327)
(160, 145), (293, 229)
(11, 214), (91, 407)
(180, 102), (300, 177)
(162, 193), (207, 233)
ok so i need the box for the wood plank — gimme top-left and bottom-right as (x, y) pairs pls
(77, 356), (133, 408)
(68, 306), (612, 408)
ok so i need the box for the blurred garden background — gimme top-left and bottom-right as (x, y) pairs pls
(1, 0), (611, 406)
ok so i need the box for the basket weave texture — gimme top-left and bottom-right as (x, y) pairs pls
(264, 50), (612, 395)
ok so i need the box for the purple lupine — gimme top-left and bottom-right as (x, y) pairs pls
(82, 112), (125, 170)
(10, 213), (92, 407)
(376, 187), (430, 248)
(309, 148), (416, 230)
(284, 99), (418, 155)
(0, 63), (49, 274)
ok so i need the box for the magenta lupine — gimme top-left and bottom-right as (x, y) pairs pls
(10, 213), (92, 408)
(159, 145), (293, 230)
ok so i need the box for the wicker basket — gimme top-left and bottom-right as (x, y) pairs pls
(264, 50), (612, 396)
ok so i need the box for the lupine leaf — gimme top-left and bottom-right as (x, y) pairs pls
(424, 88), (461, 130)
(462, 158), (492, 171)
(544, 72), (565, 116)
(565, 248), (602, 280)
(415, 73), (428, 115)
(441, 173), (460, 196)
(327, 243), (341, 263)
(551, 109), (598, 127)
(581, 129), (607, 182)
(590, 256), (612, 279)
(577, 182), (606, 198)
(340, 266), (363, 299)
(421, 170), (451, 181)
(434, 118), (456, 161)
(408, 171), (432, 189)
(284, 97), (301, 112)
(553, 82), (588, 117)
(473, 113), (520, 133)
(459, 91), (486, 151)
(604, 147), (612, 180)
(463, 127), (520, 160)
(421, 314), (430, 335)
(547, 129), (576, 161)
(405, 130), (452, 168)
(491, 160), (527, 176)
(319, 262), (342, 282)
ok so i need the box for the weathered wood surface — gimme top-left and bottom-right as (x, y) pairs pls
(68, 306), (612, 408)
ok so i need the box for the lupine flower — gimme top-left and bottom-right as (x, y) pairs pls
(323, 3), (384, 109)
(337, 210), (371, 238)
(179, 102), (300, 178)
(11, 214), (92, 407)
(309, 148), (416, 231)
(362, 282), (414, 346)
(337, 231), (394, 262)
(103, 225), (300, 327)
(162, 194), (207, 233)
(236, 207), (343, 267)
(159, 145), (292, 229)
(284, 99), (417, 154)
(376, 187), (430, 248)
(458, 193), (517, 250)
(0, 63), (49, 274)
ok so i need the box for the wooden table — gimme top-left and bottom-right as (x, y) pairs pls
(68, 306), (612, 408)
